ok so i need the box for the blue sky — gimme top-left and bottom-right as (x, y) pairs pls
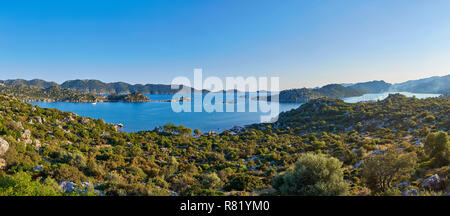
(1, 0), (450, 89)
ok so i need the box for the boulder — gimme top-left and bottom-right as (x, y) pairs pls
(12, 121), (24, 130)
(0, 158), (6, 170)
(0, 138), (9, 156)
(423, 174), (441, 190)
(59, 181), (98, 194)
(230, 126), (245, 133)
(370, 150), (385, 156)
(402, 189), (419, 196)
(395, 182), (410, 189)
(59, 181), (77, 193)
(353, 160), (363, 169)
(34, 116), (43, 124)
(82, 182), (94, 191)
(33, 139), (41, 150)
(33, 165), (43, 172)
(81, 118), (90, 124)
(21, 129), (33, 145)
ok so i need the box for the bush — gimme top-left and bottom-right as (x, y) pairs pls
(0, 172), (62, 196)
(424, 131), (449, 167)
(201, 172), (223, 190)
(360, 148), (417, 193)
(272, 152), (348, 196)
(225, 174), (264, 192)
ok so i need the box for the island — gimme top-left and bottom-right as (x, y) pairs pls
(0, 85), (151, 103)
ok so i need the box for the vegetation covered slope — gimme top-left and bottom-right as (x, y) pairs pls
(391, 74), (450, 94)
(0, 85), (103, 103)
(0, 79), (206, 95)
(314, 84), (364, 98)
(271, 84), (364, 103)
(345, 80), (392, 93)
(0, 85), (150, 103)
(107, 92), (151, 102)
(0, 93), (448, 196)
(0, 79), (58, 89)
(274, 74), (449, 103)
(276, 88), (322, 103)
(59, 79), (203, 95)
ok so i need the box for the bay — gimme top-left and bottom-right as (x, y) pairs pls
(33, 93), (302, 133)
(32, 92), (441, 133)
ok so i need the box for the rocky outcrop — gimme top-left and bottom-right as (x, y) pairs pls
(33, 165), (43, 172)
(33, 139), (41, 150)
(21, 129), (33, 145)
(0, 158), (6, 170)
(59, 181), (77, 193)
(0, 138), (9, 170)
(353, 160), (363, 169)
(0, 138), (9, 156)
(58, 181), (96, 194)
(423, 174), (441, 190)
(402, 189), (419, 196)
(394, 182), (410, 189)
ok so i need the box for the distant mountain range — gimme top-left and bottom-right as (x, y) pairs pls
(388, 74), (450, 94)
(0, 79), (205, 95)
(342, 75), (450, 94)
(276, 74), (449, 102)
(0, 85), (151, 103)
(0, 74), (448, 100)
(268, 84), (364, 103)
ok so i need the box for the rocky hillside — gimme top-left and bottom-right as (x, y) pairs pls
(107, 92), (151, 102)
(0, 85), (150, 103)
(0, 79), (207, 95)
(58, 79), (204, 95)
(0, 85), (103, 103)
(267, 84), (364, 103)
(0, 93), (448, 196)
(272, 93), (449, 133)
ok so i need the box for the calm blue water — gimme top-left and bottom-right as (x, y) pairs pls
(32, 92), (440, 133)
(33, 93), (302, 133)
(342, 92), (441, 103)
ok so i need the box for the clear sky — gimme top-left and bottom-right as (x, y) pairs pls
(1, 0), (450, 90)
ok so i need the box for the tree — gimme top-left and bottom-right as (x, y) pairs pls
(0, 172), (62, 196)
(201, 172), (223, 190)
(360, 148), (417, 193)
(272, 152), (348, 196)
(424, 131), (449, 167)
(194, 129), (202, 136)
(225, 174), (264, 192)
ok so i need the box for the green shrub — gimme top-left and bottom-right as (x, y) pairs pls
(272, 152), (348, 196)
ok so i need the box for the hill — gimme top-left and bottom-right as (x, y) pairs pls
(272, 84), (364, 102)
(0, 93), (448, 196)
(0, 85), (150, 103)
(346, 80), (392, 93)
(314, 84), (364, 98)
(60, 79), (204, 95)
(0, 79), (206, 95)
(390, 74), (450, 94)
(0, 79), (58, 89)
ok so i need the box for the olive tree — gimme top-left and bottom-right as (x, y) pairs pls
(360, 148), (416, 192)
(272, 152), (348, 196)
(424, 131), (449, 167)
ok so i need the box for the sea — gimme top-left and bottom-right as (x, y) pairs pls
(32, 92), (441, 133)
